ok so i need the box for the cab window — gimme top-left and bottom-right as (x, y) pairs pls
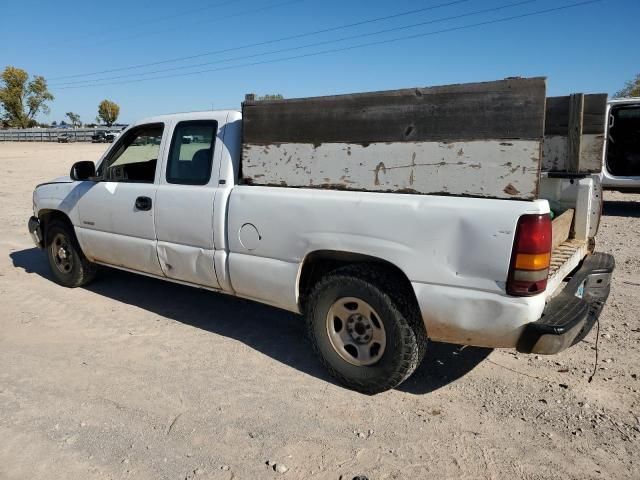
(98, 124), (163, 183)
(166, 120), (218, 185)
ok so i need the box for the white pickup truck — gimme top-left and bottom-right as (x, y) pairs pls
(29, 78), (614, 393)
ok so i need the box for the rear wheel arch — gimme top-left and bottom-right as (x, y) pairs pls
(297, 250), (419, 314)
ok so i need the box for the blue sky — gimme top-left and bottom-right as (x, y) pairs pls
(1, 0), (638, 124)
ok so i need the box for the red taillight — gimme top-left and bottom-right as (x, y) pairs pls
(507, 214), (552, 296)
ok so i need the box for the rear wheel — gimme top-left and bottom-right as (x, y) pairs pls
(306, 265), (426, 394)
(46, 220), (97, 287)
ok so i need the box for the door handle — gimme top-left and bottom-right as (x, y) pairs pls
(135, 196), (152, 211)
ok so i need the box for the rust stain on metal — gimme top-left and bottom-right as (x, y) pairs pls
(503, 183), (520, 196)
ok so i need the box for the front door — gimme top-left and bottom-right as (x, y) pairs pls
(76, 123), (166, 276)
(154, 118), (221, 288)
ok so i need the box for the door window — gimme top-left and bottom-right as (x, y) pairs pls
(98, 124), (164, 183)
(166, 120), (218, 185)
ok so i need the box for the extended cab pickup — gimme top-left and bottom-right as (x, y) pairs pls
(29, 78), (614, 393)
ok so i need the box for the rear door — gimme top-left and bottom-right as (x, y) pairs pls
(605, 102), (640, 179)
(154, 118), (222, 288)
(76, 123), (166, 275)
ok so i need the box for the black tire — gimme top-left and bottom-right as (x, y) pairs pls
(46, 220), (97, 287)
(306, 264), (427, 394)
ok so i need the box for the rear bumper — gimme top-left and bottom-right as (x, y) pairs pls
(516, 253), (615, 354)
(28, 216), (44, 248)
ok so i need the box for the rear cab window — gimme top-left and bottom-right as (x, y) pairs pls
(166, 120), (218, 185)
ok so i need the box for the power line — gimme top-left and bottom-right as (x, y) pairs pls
(49, 0), (474, 80)
(53, 0), (603, 91)
(51, 0), (539, 86)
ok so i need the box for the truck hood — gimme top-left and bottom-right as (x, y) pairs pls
(36, 175), (73, 188)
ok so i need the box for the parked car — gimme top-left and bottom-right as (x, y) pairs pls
(57, 133), (74, 143)
(91, 131), (107, 143)
(601, 98), (640, 192)
(105, 131), (118, 143)
(28, 78), (614, 393)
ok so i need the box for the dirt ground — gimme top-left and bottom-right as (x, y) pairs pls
(0, 141), (638, 480)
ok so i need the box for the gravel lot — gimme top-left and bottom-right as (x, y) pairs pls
(0, 142), (638, 479)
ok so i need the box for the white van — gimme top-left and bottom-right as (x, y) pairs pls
(601, 98), (640, 191)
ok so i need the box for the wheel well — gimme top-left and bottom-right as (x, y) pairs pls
(298, 250), (417, 312)
(38, 210), (73, 246)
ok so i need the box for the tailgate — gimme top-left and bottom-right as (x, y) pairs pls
(541, 174), (603, 297)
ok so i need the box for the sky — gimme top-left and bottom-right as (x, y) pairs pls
(1, 0), (638, 124)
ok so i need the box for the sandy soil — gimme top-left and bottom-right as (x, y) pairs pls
(0, 141), (638, 480)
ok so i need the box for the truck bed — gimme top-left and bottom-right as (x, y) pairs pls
(242, 77), (546, 200)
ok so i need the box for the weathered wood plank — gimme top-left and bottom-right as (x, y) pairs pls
(243, 77), (546, 144)
(544, 93), (607, 136)
(551, 208), (574, 250)
(567, 94), (585, 172)
(542, 134), (604, 172)
(542, 93), (607, 172)
(242, 139), (541, 200)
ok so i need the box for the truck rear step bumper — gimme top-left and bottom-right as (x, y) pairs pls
(516, 253), (615, 355)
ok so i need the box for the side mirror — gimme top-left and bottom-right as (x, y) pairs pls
(70, 161), (97, 181)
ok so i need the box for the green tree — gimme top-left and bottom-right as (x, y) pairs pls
(0, 66), (54, 128)
(66, 111), (81, 127)
(97, 99), (120, 126)
(614, 73), (640, 98)
(257, 93), (284, 100)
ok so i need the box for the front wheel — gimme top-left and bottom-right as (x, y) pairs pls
(306, 265), (426, 394)
(46, 220), (97, 287)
